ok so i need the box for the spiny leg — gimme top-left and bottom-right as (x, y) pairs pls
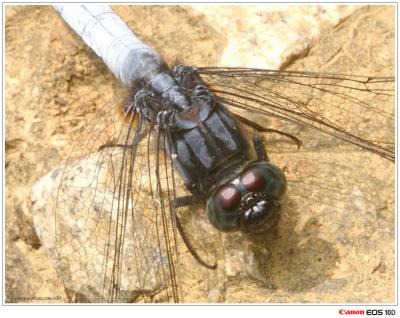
(175, 215), (217, 270)
(253, 134), (269, 162)
(98, 110), (149, 151)
(234, 113), (302, 149)
(172, 193), (218, 268)
(99, 143), (133, 151)
(174, 195), (201, 208)
(162, 127), (217, 270)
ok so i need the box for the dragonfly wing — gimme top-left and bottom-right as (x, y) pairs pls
(47, 97), (182, 302)
(197, 68), (395, 161)
(181, 68), (395, 301)
(37, 95), (221, 303)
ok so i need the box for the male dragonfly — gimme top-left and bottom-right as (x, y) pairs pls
(31, 5), (394, 303)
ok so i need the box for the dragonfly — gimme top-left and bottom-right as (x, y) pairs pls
(32, 5), (395, 303)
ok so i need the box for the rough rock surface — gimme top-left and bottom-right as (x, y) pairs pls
(5, 5), (394, 303)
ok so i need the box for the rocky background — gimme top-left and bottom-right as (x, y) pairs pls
(5, 5), (394, 303)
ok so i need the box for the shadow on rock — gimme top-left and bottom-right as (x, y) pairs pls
(236, 197), (340, 293)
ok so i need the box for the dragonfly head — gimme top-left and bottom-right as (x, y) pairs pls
(206, 161), (286, 233)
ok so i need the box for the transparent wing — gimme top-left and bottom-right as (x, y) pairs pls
(188, 68), (395, 302)
(51, 67), (395, 303)
(53, 97), (218, 303)
(197, 68), (395, 161)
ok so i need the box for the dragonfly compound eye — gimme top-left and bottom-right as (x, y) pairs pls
(207, 162), (287, 233)
(240, 162), (287, 198)
(207, 161), (286, 232)
(240, 168), (266, 192)
(207, 184), (242, 232)
(238, 162), (287, 232)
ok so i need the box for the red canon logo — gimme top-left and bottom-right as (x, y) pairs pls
(339, 310), (366, 315)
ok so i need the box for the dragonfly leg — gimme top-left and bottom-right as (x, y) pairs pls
(175, 212), (217, 270)
(155, 126), (216, 271)
(174, 195), (201, 208)
(253, 134), (269, 162)
(98, 143), (132, 151)
(169, 188), (216, 269)
(171, 65), (201, 89)
(98, 137), (148, 151)
(234, 114), (302, 149)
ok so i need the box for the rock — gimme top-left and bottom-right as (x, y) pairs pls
(6, 5), (394, 303)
